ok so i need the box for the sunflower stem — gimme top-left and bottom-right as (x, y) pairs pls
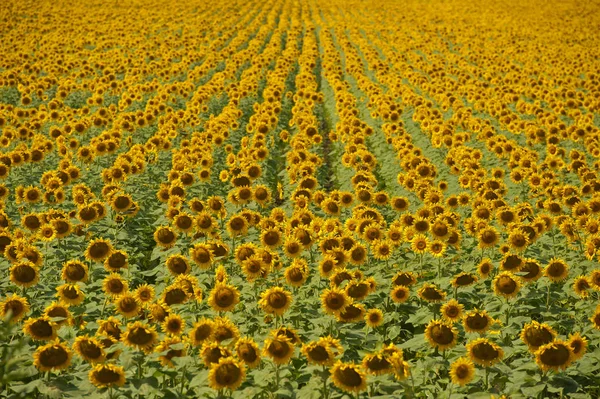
(322, 365), (329, 399)
(484, 367), (489, 391)
(275, 363), (280, 392)
(545, 283), (551, 312)
(448, 383), (453, 399)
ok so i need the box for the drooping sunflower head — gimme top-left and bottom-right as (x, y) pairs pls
(567, 332), (588, 361)
(74, 335), (106, 363)
(418, 283), (446, 303)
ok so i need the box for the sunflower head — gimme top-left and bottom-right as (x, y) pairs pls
(208, 357), (246, 391)
(330, 361), (368, 394)
(466, 338), (504, 367)
(535, 340), (573, 372)
(520, 321), (556, 352)
(450, 357), (475, 386)
(34, 340), (72, 372)
(89, 364), (126, 388)
(425, 319), (458, 350)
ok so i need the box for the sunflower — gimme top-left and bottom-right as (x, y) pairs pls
(390, 286), (410, 304)
(388, 352), (410, 381)
(104, 250), (129, 272)
(410, 234), (429, 254)
(161, 313), (185, 336)
(23, 316), (57, 341)
(38, 224), (56, 241)
(89, 364), (126, 388)
(208, 357), (246, 391)
(61, 260), (89, 283)
(73, 335), (106, 363)
(418, 283), (446, 303)
(302, 339), (336, 366)
(463, 309), (494, 333)
(543, 258), (569, 282)
(493, 272), (521, 299)
(392, 271), (417, 287)
(226, 215), (248, 237)
(115, 293), (141, 318)
(573, 276), (592, 298)
(452, 272), (478, 288)
(261, 228), (282, 249)
(235, 337), (261, 368)
(336, 303), (366, 323)
(9, 261), (39, 288)
(520, 259), (543, 282)
(190, 242), (214, 269)
(56, 283), (85, 305)
(441, 299), (464, 323)
(321, 287), (351, 315)
(567, 332), (588, 361)
(259, 287), (292, 316)
(166, 254), (191, 276)
(507, 229), (529, 252)
(428, 240), (447, 257)
(345, 280), (371, 301)
(189, 318), (215, 347)
(500, 254), (523, 272)
(372, 239), (394, 260)
(154, 226), (177, 248)
(589, 269), (600, 290)
(466, 338), (504, 367)
(283, 237), (303, 258)
(348, 243), (368, 265)
(33, 340), (72, 372)
(284, 261), (309, 287)
(110, 193), (133, 213)
(213, 316), (240, 344)
(478, 226), (499, 249)
(425, 319), (458, 350)
(263, 335), (295, 365)
(162, 284), (191, 306)
(330, 361), (368, 394)
(535, 340), (573, 372)
(319, 255), (338, 278)
(156, 336), (187, 367)
(44, 302), (72, 326)
(103, 273), (128, 298)
(450, 357), (475, 386)
(123, 321), (158, 354)
(520, 321), (556, 352)
(590, 305), (600, 330)
(241, 255), (266, 282)
(208, 283), (240, 312)
(477, 258), (494, 279)
(362, 352), (392, 376)
(85, 238), (113, 262)
(134, 284), (155, 305)
(97, 317), (122, 340)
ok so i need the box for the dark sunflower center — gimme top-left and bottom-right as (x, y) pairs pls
(466, 314), (488, 330)
(268, 292), (288, 309)
(497, 276), (517, 293)
(80, 340), (102, 359)
(366, 355), (390, 371)
(14, 264), (36, 283)
(215, 363), (241, 385)
(524, 327), (553, 348)
(31, 320), (53, 337)
(431, 324), (454, 344)
(215, 288), (234, 307)
(539, 344), (570, 366)
(96, 367), (121, 384)
(336, 367), (363, 387)
(308, 345), (330, 361)
(39, 346), (68, 367)
(129, 327), (153, 345)
(472, 342), (499, 361)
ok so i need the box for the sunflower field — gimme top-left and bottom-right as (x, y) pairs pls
(1, 0), (600, 398)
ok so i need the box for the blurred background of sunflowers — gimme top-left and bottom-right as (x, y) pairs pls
(1, 0), (600, 397)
